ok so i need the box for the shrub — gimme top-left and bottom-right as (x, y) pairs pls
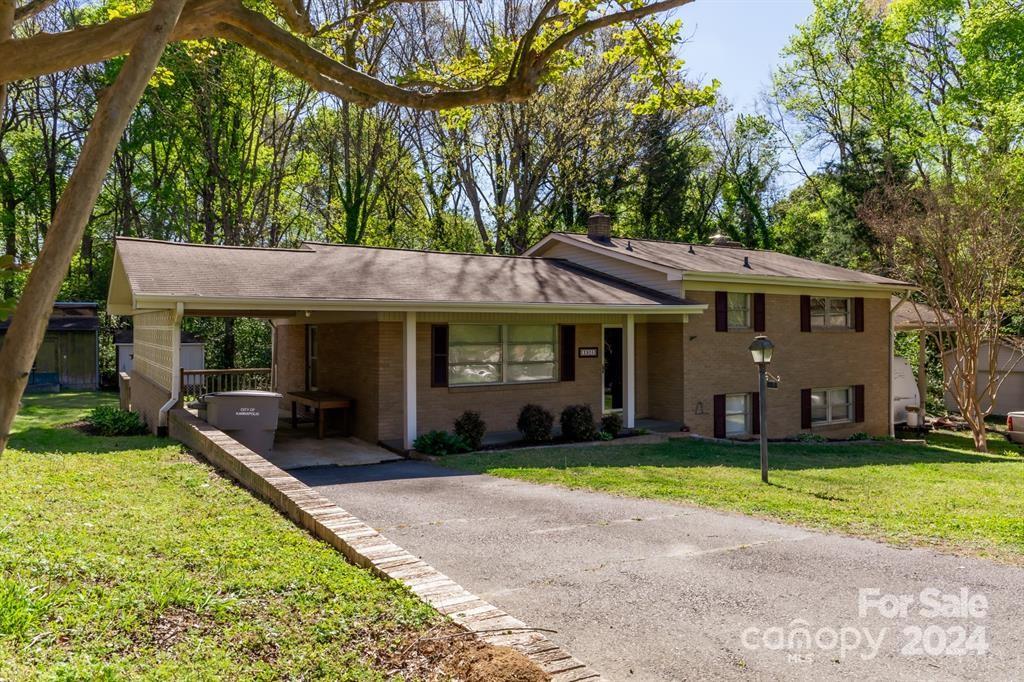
(848, 432), (872, 441)
(595, 430), (613, 441)
(412, 430), (471, 456)
(453, 410), (486, 451)
(84, 406), (147, 437)
(517, 404), (554, 443)
(600, 413), (623, 438)
(795, 432), (827, 443)
(560, 404), (597, 442)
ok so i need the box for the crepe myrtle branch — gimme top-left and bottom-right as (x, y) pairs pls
(2, 0), (695, 110)
(13, 0), (58, 22)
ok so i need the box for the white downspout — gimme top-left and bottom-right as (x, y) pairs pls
(889, 297), (896, 437)
(158, 301), (184, 430)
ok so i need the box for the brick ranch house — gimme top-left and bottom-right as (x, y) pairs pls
(107, 216), (912, 449)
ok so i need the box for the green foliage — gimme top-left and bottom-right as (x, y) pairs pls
(453, 410), (486, 451)
(600, 413), (624, 438)
(794, 432), (828, 443)
(559, 404), (597, 442)
(412, 430), (471, 456)
(0, 256), (29, 320)
(847, 432), (872, 441)
(84, 405), (148, 436)
(517, 404), (554, 443)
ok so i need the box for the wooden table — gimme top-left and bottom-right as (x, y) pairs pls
(285, 391), (355, 439)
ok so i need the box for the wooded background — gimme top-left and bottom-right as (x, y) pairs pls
(2, 0), (1021, 394)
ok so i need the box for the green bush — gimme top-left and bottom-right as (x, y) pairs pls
(453, 410), (486, 450)
(848, 432), (872, 441)
(795, 432), (827, 443)
(84, 406), (148, 437)
(412, 430), (471, 456)
(600, 413), (623, 437)
(517, 404), (554, 443)
(560, 404), (597, 442)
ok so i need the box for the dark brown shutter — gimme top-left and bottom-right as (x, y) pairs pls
(800, 295), (811, 332)
(715, 291), (728, 332)
(854, 384), (865, 423)
(431, 324), (448, 388)
(801, 388), (812, 429)
(750, 391), (760, 435)
(753, 293), (766, 332)
(713, 394), (726, 438)
(854, 297), (865, 332)
(559, 325), (576, 382)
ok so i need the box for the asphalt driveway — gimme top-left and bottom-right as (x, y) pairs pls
(295, 461), (1024, 681)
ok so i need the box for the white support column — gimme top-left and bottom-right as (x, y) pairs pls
(403, 311), (418, 450)
(625, 314), (636, 428)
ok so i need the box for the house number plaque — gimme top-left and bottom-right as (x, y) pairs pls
(578, 347), (599, 358)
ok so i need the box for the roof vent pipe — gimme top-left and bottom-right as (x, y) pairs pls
(587, 213), (612, 242)
(743, 256), (751, 268)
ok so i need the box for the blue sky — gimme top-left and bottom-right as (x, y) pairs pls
(671, 0), (815, 111)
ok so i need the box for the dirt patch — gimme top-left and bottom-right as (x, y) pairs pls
(58, 420), (97, 435)
(149, 607), (210, 649)
(387, 622), (549, 681)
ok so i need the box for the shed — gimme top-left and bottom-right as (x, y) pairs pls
(114, 329), (205, 374)
(0, 302), (99, 392)
(943, 341), (1024, 416)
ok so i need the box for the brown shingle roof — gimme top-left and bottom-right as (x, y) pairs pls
(891, 297), (954, 331)
(550, 233), (912, 287)
(114, 238), (701, 309)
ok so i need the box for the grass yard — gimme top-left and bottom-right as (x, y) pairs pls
(0, 392), (447, 680)
(449, 431), (1024, 564)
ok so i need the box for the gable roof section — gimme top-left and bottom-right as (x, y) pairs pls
(527, 233), (912, 290)
(109, 238), (705, 314)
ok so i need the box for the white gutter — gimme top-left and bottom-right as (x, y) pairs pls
(157, 302), (184, 429)
(124, 294), (708, 316)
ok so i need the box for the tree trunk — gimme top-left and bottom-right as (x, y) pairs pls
(0, 0), (186, 454)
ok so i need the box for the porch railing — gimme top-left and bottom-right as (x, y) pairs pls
(180, 368), (272, 403)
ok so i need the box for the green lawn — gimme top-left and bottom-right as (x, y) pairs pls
(449, 431), (1024, 564)
(0, 393), (442, 680)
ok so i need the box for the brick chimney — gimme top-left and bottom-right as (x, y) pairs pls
(587, 213), (612, 242)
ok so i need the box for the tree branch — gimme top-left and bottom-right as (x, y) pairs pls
(13, 0), (57, 23)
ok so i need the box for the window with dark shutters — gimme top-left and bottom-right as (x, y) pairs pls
(800, 295), (811, 332)
(801, 388), (812, 429)
(751, 391), (760, 435)
(559, 325), (576, 382)
(714, 292), (728, 332)
(753, 293), (766, 332)
(854, 297), (865, 332)
(713, 394), (726, 438)
(854, 384), (865, 422)
(430, 325), (449, 388)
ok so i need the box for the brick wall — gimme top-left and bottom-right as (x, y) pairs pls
(646, 323), (687, 424)
(129, 370), (171, 434)
(682, 291), (891, 438)
(415, 322), (605, 435)
(273, 323), (305, 395)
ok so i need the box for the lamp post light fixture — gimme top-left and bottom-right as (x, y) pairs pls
(749, 335), (774, 483)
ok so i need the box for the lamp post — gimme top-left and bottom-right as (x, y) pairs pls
(749, 335), (774, 484)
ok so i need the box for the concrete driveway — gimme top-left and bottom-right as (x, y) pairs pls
(294, 461), (1024, 681)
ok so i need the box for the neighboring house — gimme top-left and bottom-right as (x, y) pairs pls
(0, 302), (99, 392)
(114, 329), (205, 374)
(107, 216), (911, 444)
(943, 341), (1024, 417)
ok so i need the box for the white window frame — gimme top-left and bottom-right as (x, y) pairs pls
(811, 386), (853, 425)
(725, 392), (752, 436)
(727, 292), (751, 331)
(810, 296), (853, 329)
(448, 323), (558, 387)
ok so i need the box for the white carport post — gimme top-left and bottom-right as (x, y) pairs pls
(625, 313), (636, 428)
(403, 311), (417, 450)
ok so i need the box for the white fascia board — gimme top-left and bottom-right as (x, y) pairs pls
(131, 294), (708, 316)
(682, 271), (915, 294)
(525, 234), (684, 280)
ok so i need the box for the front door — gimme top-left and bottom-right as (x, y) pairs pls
(603, 327), (623, 412)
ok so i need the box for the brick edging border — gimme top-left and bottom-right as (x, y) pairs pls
(168, 409), (602, 681)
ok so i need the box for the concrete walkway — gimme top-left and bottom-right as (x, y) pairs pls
(295, 461), (1024, 681)
(268, 427), (401, 470)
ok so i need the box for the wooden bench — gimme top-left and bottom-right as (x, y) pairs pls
(285, 391), (355, 439)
